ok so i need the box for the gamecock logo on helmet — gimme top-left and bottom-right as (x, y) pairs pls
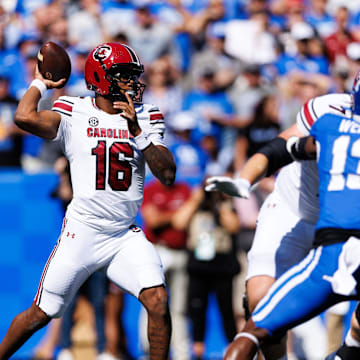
(93, 45), (112, 62)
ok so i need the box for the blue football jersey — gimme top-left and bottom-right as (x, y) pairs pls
(311, 113), (360, 230)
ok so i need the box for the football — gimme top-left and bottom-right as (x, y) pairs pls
(37, 41), (71, 88)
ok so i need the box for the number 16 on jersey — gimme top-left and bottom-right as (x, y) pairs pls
(92, 140), (134, 191)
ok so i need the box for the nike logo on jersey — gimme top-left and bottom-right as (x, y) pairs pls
(87, 127), (130, 139)
(329, 105), (346, 114)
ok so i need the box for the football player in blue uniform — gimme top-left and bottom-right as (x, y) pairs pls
(222, 71), (360, 360)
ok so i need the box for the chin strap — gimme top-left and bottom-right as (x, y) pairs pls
(106, 82), (145, 102)
(105, 87), (127, 102)
(234, 332), (260, 349)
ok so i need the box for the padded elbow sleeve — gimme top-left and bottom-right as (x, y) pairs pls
(257, 137), (293, 176)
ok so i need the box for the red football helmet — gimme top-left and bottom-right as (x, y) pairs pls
(84, 43), (145, 101)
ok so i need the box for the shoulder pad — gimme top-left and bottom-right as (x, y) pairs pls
(138, 103), (165, 124)
(52, 96), (76, 117)
(297, 93), (352, 133)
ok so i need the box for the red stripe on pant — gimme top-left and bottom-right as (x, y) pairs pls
(34, 218), (66, 305)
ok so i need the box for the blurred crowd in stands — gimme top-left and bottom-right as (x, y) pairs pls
(2, 0), (360, 359)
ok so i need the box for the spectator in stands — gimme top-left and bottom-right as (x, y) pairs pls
(109, 32), (130, 46)
(0, 6), (21, 71)
(56, 272), (109, 360)
(100, 1), (136, 41)
(273, 0), (305, 30)
(67, 0), (103, 50)
(187, 22), (241, 91)
(36, 286), (132, 360)
(201, 132), (226, 177)
(66, 45), (93, 97)
(182, 67), (235, 169)
(33, 319), (62, 360)
(224, 7), (277, 66)
(331, 61), (351, 92)
(32, 2), (66, 42)
(172, 0), (226, 47)
(227, 64), (273, 127)
(168, 111), (208, 184)
(125, 5), (179, 66)
(324, 6), (356, 65)
(140, 178), (192, 360)
(304, 0), (335, 38)
(233, 94), (280, 172)
(13, 40), (54, 171)
(0, 74), (22, 167)
(142, 56), (183, 133)
(168, 0), (227, 71)
(275, 22), (329, 76)
(7, 35), (40, 100)
(104, 285), (133, 360)
(277, 70), (331, 129)
(15, 0), (49, 20)
(47, 17), (69, 49)
(51, 156), (72, 212)
(172, 185), (240, 360)
(346, 42), (360, 78)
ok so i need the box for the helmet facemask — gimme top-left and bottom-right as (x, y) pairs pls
(105, 63), (146, 102)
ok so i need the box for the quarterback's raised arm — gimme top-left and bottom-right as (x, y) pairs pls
(14, 66), (65, 139)
(114, 93), (176, 186)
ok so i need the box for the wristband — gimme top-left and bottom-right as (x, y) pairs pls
(234, 332), (260, 349)
(134, 131), (151, 151)
(235, 178), (250, 190)
(29, 79), (47, 97)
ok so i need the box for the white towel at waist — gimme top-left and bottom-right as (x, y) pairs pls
(323, 236), (360, 296)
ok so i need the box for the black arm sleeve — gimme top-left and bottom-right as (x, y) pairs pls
(257, 137), (293, 177)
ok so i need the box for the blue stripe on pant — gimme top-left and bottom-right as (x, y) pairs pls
(252, 243), (353, 337)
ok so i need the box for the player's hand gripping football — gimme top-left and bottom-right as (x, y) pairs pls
(34, 65), (66, 89)
(205, 176), (251, 198)
(113, 92), (142, 137)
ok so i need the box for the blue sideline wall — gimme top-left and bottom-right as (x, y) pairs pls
(0, 170), (63, 358)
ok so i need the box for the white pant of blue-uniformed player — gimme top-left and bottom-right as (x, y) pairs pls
(252, 238), (360, 338)
(246, 191), (327, 358)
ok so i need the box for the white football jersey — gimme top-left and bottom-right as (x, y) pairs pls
(274, 93), (352, 224)
(52, 96), (166, 231)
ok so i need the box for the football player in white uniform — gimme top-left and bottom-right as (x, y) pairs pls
(206, 92), (360, 359)
(0, 43), (176, 360)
